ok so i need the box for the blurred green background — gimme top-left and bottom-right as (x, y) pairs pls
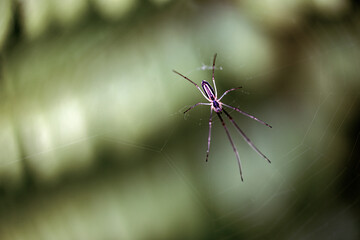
(0, 0), (360, 239)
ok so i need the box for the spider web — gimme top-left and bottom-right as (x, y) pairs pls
(0, 2), (359, 240)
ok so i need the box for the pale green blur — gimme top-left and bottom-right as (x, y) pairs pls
(0, 0), (359, 239)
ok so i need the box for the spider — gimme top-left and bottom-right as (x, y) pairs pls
(173, 54), (272, 181)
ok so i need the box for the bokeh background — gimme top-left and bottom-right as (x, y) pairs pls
(0, 0), (360, 239)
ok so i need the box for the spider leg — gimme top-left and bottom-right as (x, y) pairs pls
(206, 109), (213, 162)
(216, 112), (244, 181)
(223, 109), (271, 164)
(184, 103), (211, 114)
(173, 70), (210, 101)
(218, 87), (242, 101)
(222, 103), (272, 128)
(212, 53), (218, 96)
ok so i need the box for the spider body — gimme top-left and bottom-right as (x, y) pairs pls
(173, 54), (272, 181)
(201, 80), (223, 112)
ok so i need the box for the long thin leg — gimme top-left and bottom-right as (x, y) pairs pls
(206, 109), (213, 162)
(173, 70), (210, 101)
(222, 103), (272, 128)
(218, 87), (242, 101)
(184, 103), (211, 114)
(223, 109), (271, 164)
(216, 112), (244, 181)
(212, 53), (218, 96)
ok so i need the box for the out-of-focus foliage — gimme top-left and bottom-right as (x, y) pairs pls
(0, 0), (359, 239)
(0, 0), (12, 50)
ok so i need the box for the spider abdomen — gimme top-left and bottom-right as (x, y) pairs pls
(201, 80), (216, 100)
